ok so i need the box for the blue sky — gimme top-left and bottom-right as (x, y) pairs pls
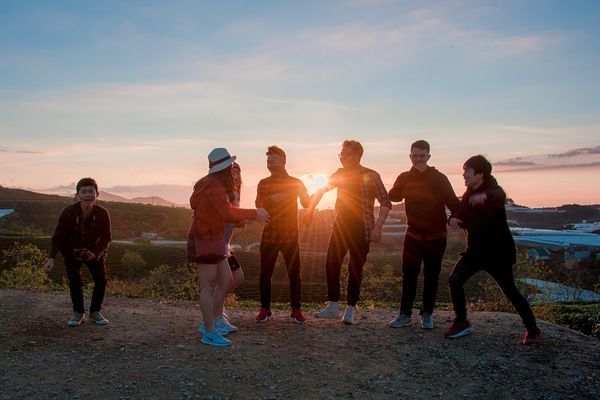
(1, 0), (599, 207)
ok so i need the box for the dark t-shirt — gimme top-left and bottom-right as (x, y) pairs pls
(256, 173), (310, 243)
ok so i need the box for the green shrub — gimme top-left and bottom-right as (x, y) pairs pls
(534, 303), (600, 338)
(0, 241), (47, 270)
(119, 249), (147, 279)
(143, 263), (199, 301)
(0, 265), (51, 289)
(360, 264), (402, 302)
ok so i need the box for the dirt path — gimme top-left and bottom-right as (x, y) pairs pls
(1, 289), (599, 399)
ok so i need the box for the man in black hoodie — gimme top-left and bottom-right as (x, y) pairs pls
(445, 155), (541, 345)
(388, 140), (460, 330)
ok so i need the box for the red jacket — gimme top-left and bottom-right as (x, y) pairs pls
(188, 174), (257, 240)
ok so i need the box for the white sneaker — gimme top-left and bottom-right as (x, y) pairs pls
(314, 301), (340, 319)
(216, 316), (238, 333)
(201, 330), (231, 347)
(89, 311), (109, 325)
(420, 313), (433, 330)
(342, 305), (356, 325)
(67, 312), (85, 326)
(389, 312), (412, 328)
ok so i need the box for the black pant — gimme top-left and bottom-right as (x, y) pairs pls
(259, 241), (302, 309)
(400, 236), (447, 316)
(325, 221), (370, 306)
(65, 257), (108, 314)
(449, 256), (537, 329)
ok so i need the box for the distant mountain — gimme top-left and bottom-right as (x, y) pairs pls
(99, 191), (177, 207)
(0, 185), (71, 202)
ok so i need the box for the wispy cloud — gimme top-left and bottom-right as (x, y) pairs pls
(496, 146), (600, 172)
(0, 148), (44, 155)
(548, 146), (600, 158)
(498, 161), (600, 173)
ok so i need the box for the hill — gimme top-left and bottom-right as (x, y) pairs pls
(1, 289), (598, 399)
(0, 186), (192, 239)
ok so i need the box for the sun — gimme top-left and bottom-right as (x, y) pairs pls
(298, 173), (328, 193)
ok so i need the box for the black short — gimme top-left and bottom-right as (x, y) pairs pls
(227, 254), (241, 272)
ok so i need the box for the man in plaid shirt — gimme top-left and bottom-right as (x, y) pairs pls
(255, 146), (312, 324)
(309, 140), (391, 324)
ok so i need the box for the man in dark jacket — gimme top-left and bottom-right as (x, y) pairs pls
(388, 140), (460, 330)
(43, 178), (112, 326)
(445, 155), (541, 345)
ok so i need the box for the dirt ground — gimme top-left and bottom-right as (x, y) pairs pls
(1, 288), (599, 400)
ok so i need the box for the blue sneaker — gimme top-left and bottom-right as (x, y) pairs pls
(198, 321), (229, 336)
(216, 316), (238, 333)
(201, 330), (231, 347)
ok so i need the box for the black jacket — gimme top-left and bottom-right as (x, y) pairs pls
(455, 176), (516, 266)
(49, 203), (112, 259)
(389, 166), (459, 235)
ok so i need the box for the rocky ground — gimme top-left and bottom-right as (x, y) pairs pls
(1, 288), (599, 400)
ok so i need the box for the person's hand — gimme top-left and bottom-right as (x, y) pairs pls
(43, 258), (55, 274)
(370, 225), (383, 243)
(469, 192), (487, 206)
(256, 208), (270, 224)
(84, 251), (97, 261)
(302, 210), (314, 226)
(448, 217), (463, 230)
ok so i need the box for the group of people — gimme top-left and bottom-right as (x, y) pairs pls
(42, 139), (542, 348)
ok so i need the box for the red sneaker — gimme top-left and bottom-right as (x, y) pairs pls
(444, 319), (474, 339)
(522, 326), (542, 345)
(290, 308), (306, 324)
(255, 308), (272, 323)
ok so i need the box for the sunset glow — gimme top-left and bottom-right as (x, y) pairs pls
(1, 1), (599, 207)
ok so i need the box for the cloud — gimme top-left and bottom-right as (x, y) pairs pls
(497, 161), (600, 173)
(548, 146), (600, 158)
(0, 148), (44, 155)
(496, 145), (600, 172)
(495, 159), (537, 167)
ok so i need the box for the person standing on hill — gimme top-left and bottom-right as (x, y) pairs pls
(188, 148), (269, 347)
(199, 161), (246, 336)
(445, 155), (541, 345)
(43, 177), (112, 327)
(310, 140), (391, 324)
(388, 140), (460, 330)
(255, 146), (312, 324)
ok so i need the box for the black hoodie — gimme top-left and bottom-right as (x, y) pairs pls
(389, 166), (460, 235)
(455, 175), (516, 266)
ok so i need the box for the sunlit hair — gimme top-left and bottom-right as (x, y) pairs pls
(411, 140), (430, 153)
(464, 155), (492, 179)
(266, 145), (286, 160)
(342, 140), (364, 158)
(231, 162), (242, 201)
(195, 165), (234, 193)
(76, 177), (98, 193)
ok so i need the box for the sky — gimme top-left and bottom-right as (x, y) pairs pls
(1, 0), (599, 208)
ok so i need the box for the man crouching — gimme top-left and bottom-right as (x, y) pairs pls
(43, 177), (112, 326)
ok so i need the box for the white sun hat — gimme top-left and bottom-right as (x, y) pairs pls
(208, 148), (237, 174)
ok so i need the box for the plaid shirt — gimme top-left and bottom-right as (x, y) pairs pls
(326, 165), (391, 241)
(256, 172), (311, 244)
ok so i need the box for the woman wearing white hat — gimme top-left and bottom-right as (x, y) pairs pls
(188, 148), (269, 347)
